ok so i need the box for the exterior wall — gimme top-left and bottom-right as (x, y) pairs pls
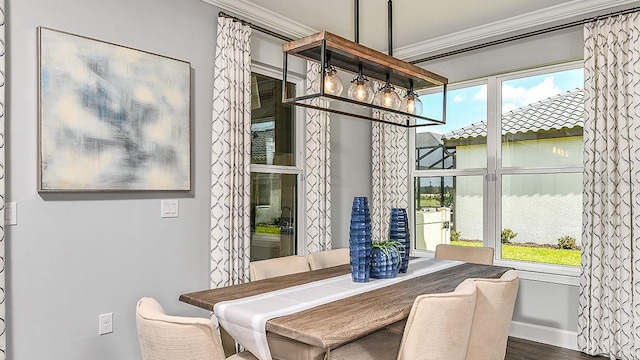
(454, 136), (583, 246)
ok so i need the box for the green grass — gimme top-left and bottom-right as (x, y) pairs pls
(451, 240), (581, 266)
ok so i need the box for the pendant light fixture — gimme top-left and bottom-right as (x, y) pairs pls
(282, 0), (447, 128)
(346, 2), (374, 105)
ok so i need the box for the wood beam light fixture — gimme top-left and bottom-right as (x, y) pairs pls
(282, 0), (448, 128)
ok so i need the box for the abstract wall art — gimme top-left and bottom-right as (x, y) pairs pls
(37, 27), (191, 192)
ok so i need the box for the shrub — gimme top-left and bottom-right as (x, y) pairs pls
(557, 236), (577, 250)
(501, 228), (518, 244)
(450, 229), (461, 242)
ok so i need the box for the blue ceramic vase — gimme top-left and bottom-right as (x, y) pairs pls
(370, 245), (400, 279)
(349, 197), (372, 283)
(389, 208), (410, 273)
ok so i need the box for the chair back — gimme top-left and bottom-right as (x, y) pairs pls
(249, 255), (310, 281)
(397, 279), (477, 360)
(136, 297), (226, 360)
(308, 248), (350, 270)
(434, 244), (494, 265)
(465, 269), (520, 360)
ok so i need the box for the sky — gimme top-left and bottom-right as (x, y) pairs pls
(418, 67), (583, 134)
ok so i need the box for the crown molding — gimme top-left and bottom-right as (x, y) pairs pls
(202, 0), (639, 60)
(394, 0), (640, 61)
(201, 0), (317, 40)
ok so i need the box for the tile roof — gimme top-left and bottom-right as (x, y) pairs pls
(442, 88), (583, 141)
(251, 129), (273, 160)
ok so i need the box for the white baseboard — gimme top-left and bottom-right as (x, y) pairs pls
(509, 321), (578, 351)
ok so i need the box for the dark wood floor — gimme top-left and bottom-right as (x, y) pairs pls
(506, 337), (607, 360)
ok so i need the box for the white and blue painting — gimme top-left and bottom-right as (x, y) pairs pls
(38, 28), (191, 191)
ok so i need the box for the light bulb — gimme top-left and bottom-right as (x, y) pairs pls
(323, 65), (343, 97)
(402, 90), (423, 115)
(348, 74), (374, 103)
(374, 83), (401, 110)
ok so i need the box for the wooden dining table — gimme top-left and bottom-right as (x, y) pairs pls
(179, 259), (513, 353)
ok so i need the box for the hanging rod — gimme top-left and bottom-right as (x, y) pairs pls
(409, 5), (640, 64)
(221, 5), (640, 64)
(218, 11), (294, 42)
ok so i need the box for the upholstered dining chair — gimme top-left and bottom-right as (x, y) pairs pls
(329, 279), (478, 360)
(466, 269), (520, 360)
(434, 243), (495, 265)
(387, 244), (493, 336)
(248, 255), (323, 360)
(135, 297), (257, 360)
(308, 248), (350, 270)
(249, 255), (311, 281)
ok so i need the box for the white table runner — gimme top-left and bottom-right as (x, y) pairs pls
(214, 257), (463, 360)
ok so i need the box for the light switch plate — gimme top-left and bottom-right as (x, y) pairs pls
(161, 200), (179, 218)
(5, 202), (16, 226)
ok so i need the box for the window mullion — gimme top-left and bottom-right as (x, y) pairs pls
(485, 76), (499, 253)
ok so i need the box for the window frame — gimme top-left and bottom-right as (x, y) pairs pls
(410, 61), (583, 285)
(250, 63), (307, 257)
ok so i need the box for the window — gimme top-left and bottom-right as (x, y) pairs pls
(411, 62), (583, 279)
(250, 68), (303, 261)
(414, 83), (488, 251)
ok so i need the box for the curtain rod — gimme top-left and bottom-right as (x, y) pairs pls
(409, 6), (640, 64)
(220, 6), (640, 63)
(218, 11), (294, 42)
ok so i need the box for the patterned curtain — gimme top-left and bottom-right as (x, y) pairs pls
(578, 12), (640, 360)
(371, 106), (409, 241)
(305, 61), (332, 253)
(0, 1), (5, 356)
(210, 17), (252, 288)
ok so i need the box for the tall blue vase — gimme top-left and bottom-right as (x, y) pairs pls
(349, 197), (372, 283)
(389, 208), (410, 273)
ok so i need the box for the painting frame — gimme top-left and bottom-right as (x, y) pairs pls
(37, 27), (192, 192)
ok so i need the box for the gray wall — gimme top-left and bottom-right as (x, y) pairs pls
(7, 0), (218, 358)
(5, 0), (585, 358)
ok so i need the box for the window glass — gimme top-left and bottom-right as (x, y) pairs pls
(498, 67), (584, 267)
(250, 71), (299, 261)
(411, 63), (584, 271)
(501, 68), (583, 167)
(250, 173), (297, 261)
(501, 173), (582, 266)
(414, 175), (483, 251)
(251, 73), (296, 166)
(417, 84), (487, 170)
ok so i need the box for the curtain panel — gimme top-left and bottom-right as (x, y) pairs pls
(210, 17), (252, 288)
(578, 12), (640, 360)
(371, 108), (409, 241)
(305, 61), (332, 253)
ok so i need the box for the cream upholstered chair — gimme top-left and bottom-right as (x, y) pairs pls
(135, 297), (257, 360)
(249, 255), (311, 281)
(387, 244), (494, 335)
(249, 255), (322, 359)
(330, 279), (478, 360)
(308, 248), (350, 270)
(466, 269), (520, 360)
(434, 243), (494, 265)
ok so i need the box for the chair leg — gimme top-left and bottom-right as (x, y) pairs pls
(220, 326), (237, 357)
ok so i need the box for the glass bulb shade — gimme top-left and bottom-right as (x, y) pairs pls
(323, 67), (343, 96)
(348, 75), (375, 103)
(374, 84), (401, 110)
(402, 92), (423, 115)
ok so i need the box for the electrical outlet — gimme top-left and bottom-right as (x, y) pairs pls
(99, 312), (113, 335)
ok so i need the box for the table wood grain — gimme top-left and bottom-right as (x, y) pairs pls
(179, 261), (512, 349)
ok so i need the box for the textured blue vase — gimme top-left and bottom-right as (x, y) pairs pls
(370, 246), (400, 279)
(349, 197), (372, 283)
(389, 208), (410, 273)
